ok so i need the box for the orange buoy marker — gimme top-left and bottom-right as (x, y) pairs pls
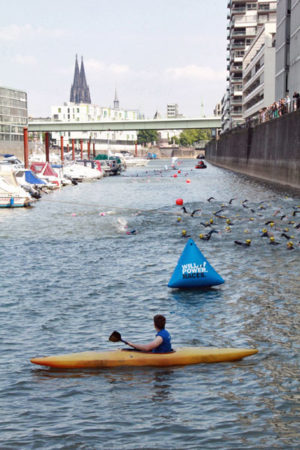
(186, 179), (191, 184)
(176, 198), (183, 206)
(173, 174), (178, 178)
(178, 170), (181, 174)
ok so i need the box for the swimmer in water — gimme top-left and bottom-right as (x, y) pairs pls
(234, 239), (252, 247)
(269, 236), (280, 245)
(261, 228), (271, 237)
(199, 230), (218, 240)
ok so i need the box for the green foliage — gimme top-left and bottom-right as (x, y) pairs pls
(179, 129), (211, 146)
(168, 136), (180, 145)
(137, 130), (158, 145)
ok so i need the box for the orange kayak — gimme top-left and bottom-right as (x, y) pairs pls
(31, 347), (258, 369)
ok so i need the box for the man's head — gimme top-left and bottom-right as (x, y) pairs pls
(154, 314), (166, 330)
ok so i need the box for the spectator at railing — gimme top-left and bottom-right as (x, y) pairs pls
(293, 92), (300, 110)
(258, 94), (299, 124)
(226, 94), (299, 133)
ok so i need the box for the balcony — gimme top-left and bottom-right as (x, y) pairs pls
(231, 98), (243, 105)
(231, 29), (246, 37)
(258, 5), (277, 13)
(233, 55), (244, 63)
(231, 77), (243, 83)
(230, 63), (242, 72)
(243, 65), (264, 91)
(243, 82), (264, 104)
(231, 7), (246, 15)
(231, 110), (243, 117)
(231, 86), (243, 96)
(233, 15), (258, 26)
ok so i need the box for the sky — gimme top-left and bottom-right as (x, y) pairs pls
(0, 0), (228, 118)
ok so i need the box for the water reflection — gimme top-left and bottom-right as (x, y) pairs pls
(150, 369), (174, 404)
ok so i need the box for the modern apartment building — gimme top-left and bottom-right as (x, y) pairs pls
(167, 104), (179, 118)
(275, 0), (300, 98)
(0, 86), (27, 145)
(243, 22), (276, 118)
(223, 0), (277, 131)
(213, 102), (222, 116)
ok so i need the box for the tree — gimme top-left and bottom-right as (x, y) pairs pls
(168, 136), (180, 145)
(179, 129), (211, 146)
(137, 130), (158, 146)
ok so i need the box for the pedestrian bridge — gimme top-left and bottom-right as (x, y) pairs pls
(28, 117), (221, 132)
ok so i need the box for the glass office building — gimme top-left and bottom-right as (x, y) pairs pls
(0, 87), (27, 143)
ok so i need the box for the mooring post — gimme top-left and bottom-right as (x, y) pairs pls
(93, 142), (96, 158)
(45, 132), (50, 162)
(80, 139), (83, 159)
(72, 139), (75, 160)
(87, 140), (90, 160)
(23, 127), (29, 169)
(135, 142), (138, 157)
(60, 135), (64, 162)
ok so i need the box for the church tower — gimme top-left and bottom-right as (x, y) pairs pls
(113, 88), (119, 110)
(70, 55), (91, 104)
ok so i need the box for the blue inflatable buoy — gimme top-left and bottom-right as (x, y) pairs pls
(168, 238), (224, 289)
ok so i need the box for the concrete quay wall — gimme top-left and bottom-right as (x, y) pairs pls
(206, 109), (300, 190)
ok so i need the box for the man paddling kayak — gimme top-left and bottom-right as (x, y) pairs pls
(127, 315), (173, 353)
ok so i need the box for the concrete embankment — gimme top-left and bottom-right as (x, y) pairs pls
(206, 109), (300, 190)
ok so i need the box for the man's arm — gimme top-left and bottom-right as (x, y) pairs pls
(127, 336), (163, 352)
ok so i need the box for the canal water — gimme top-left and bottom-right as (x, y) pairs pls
(0, 159), (299, 449)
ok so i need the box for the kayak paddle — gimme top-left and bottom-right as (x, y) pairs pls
(109, 331), (140, 351)
(109, 330), (130, 345)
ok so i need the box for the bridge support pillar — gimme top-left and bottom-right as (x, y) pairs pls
(87, 140), (90, 160)
(45, 132), (50, 162)
(23, 127), (29, 169)
(60, 135), (64, 162)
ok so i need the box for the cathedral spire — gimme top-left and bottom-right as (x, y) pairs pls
(80, 56), (88, 89)
(70, 55), (80, 102)
(70, 55), (91, 104)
